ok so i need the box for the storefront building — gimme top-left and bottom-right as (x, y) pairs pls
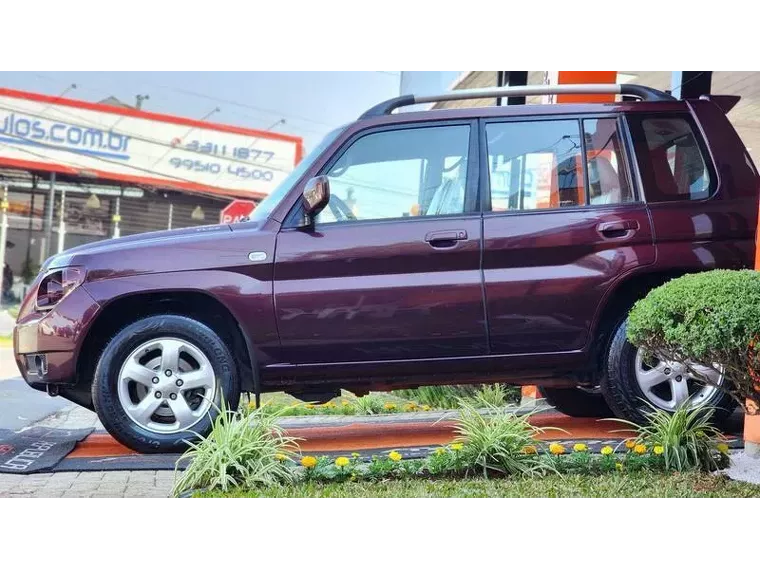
(0, 87), (303, 301)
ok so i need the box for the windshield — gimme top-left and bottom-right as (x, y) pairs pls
(250, 126), (345, 222)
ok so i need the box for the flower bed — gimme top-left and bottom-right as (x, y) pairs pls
(172, 400), (732, 497)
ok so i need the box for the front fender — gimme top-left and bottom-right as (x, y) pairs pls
(82, 269), (278, 364)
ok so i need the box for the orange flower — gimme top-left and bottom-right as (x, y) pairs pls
(301, 456), (317, 468)
(549, 443), (565, 455)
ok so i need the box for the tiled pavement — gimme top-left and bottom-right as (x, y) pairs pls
(0, 470), (175, 498)
(0, 395), (177, 498)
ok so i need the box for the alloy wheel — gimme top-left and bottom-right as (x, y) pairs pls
(117, 337), (217, 434)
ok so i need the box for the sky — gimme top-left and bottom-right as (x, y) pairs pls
(0, 71), (461, 152)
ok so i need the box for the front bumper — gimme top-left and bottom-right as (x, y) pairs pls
(13, 286), (101, 387)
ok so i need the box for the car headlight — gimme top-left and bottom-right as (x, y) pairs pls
(35, 267), (86, 311)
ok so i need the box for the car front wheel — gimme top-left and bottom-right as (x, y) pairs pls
(92, 314), (240, 453)
(600, 318), (736, 425)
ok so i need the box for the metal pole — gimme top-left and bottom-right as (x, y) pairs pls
(25, 176), (36, 279)
(167, 202), (173, 230)
(112, 188), (122, 238)
(44, 172), (56, 261)
(57, 184), (66, 254)
(0, 185), (9, 309)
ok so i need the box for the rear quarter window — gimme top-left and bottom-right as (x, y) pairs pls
(627, 114), (716, 202)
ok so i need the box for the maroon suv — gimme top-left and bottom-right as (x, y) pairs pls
(13, 83), (759, 452)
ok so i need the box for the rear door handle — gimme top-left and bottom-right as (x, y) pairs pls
(425, 229), (468, 248)
(596, 220), (639, 238)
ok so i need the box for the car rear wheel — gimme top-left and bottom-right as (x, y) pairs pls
(538, 386), (612, 418)
(92, 314), (240, 453)
(600, 318), (736, 425)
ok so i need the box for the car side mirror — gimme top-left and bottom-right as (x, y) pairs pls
(300, 175), (330, 227)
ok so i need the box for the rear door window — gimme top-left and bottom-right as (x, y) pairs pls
(485, 118), (635, 210)
(627, 115), (715, 202)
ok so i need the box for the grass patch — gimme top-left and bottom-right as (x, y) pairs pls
(394, 384), (520, 409)
(247, 385), (523, 418)
(198, 471), (760, 498)
(0, 335), (12, 348)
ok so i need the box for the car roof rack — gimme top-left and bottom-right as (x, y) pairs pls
(360, 83), (676, 118)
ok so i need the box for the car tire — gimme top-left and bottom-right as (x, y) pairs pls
(600, 318), (736, 425)
(92, 314), (240, 453)
(538, 386), (612, 418)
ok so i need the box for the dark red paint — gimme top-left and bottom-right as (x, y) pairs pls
(12, 96), (760, 404)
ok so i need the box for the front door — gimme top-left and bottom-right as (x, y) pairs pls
(481, 116), (656, 355)
(274, 122), (487, 364)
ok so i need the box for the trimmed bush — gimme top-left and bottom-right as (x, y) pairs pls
(627, 269), (760, 410)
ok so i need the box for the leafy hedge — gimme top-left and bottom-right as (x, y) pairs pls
(627, 269), (760, 410)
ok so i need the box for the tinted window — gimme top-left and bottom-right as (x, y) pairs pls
(316, 125), (470, 224)
(583, 119), (633, 205)
(629, 115), (714, 202)
(486, 120), (584, 211)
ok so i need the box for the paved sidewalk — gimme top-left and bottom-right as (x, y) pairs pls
(1, 395), (177, 497)
(0, 470), (175, 498)
(0, 347), (20, 380)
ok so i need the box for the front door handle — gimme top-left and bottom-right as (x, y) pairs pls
(425, 229), (468, 248)
(596, 220), (639, 239)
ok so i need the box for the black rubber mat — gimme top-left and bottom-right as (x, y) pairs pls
(0, 427), (94, 473)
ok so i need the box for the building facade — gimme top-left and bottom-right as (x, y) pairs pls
(0, 87), (303, 301)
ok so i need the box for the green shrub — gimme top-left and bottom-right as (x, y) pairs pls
(172, 402), (297, 496)
(613, 404), (729, 472)
(453, 401), (555, 477)
(627, 269), (760, 409)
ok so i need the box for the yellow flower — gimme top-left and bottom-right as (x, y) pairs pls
(634, 444), (647, 455)
(421, 405), (431, 411)
(341, 400), (350, 407)
(351, 452), (360, 459)
(247, 401), (257, 410)
(573, 443), (588, 453)
(275, 453), (288, 462)
(403, 403), (417, 412)
(434, 447), (447, 456)
(388, 451), (402, 462)
(383, 403), (397, 411)
(335, 456), (350, 468)
(301, 456), (317, 469)
(653, 445), (664, 455)
(717, 443), (730, 455)
(625, 439), (636, 450)
(601, 446), (614, 456)
(304, 404), (315, 409)
(450, 443), (464, 452)
(549, 443), (566, 455)
(522, 445), (538, 455)
(615, 462), (623, 471)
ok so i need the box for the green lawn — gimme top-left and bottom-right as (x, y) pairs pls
(198, 472), (760, 498)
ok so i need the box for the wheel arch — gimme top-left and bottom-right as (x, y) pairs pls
(588, 267), (708, 374)
(75, 290), (257, 405)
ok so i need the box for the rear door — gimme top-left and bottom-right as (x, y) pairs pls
(273, 121), (488, 364)
(481, 115), (655, 355)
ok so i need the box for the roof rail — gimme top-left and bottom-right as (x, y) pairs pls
(360, 83), (676, 118)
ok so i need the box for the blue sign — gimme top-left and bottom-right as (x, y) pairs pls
(0, 112), (131, 161)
